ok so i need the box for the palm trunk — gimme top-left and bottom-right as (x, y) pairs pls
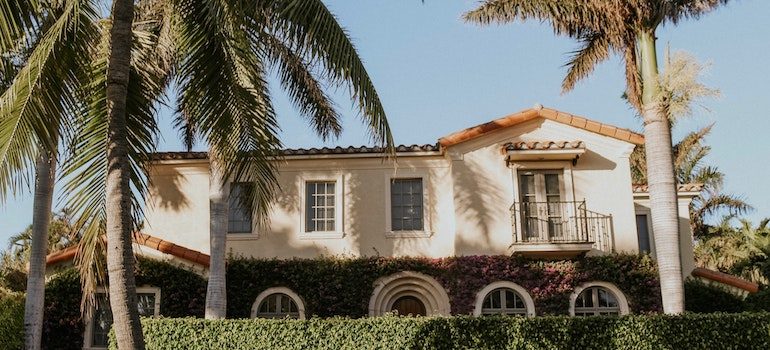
(205, 157), (228, 319)
(638, 29), (684, 314)
(105, 0), (145, 348)
(23, 152), (55, 350)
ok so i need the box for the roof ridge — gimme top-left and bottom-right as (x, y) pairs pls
(439, 106), (645, 147)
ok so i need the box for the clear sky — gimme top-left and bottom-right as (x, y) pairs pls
(1, 0), (769, 245)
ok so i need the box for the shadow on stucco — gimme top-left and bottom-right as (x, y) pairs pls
(149, 167), (190, 211)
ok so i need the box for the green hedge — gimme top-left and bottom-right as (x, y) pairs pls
(0, 289), (24, 350)
(684, 279), (746, 313)
(227, 254), (661, 317)
(111, 313), (770, 350)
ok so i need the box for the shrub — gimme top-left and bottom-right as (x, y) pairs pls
(684, 278), (745, 313)
(745, 288), (770, 312)
(42, 269), (84, 350)
(227, 254), (661, 317)
(112, 313), (770, 350)
(0, 289), (24, 350)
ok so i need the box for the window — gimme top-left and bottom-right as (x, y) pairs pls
(481, 288), (528, 315)
(518, 170), (564, 240)
(305, 181), (336, 232)
(255, 293), (299, 319)
(570, 282), (629, 317)
(473, 281), (535, 316)
(390, 178), (424, 231)
(635, 214), (651, 253)
(228, 183), (252, 233)
(87, 288), (160, 349)
(251, 287), (306, 319)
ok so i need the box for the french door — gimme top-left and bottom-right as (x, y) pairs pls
(518, 170), (565, 241)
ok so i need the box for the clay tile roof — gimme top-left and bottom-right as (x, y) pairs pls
(151, 144), (441, 161)
(439, 106), (645, 147)
(631, 183), (704, 193)
(45, 233), (210, 268)
(691, 267), (760, 293)
(504, 140), (585, 151)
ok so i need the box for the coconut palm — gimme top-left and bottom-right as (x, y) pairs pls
(2, 0), (391, 347)
(465, 0), (731, 314)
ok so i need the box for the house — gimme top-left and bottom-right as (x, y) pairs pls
(46, 105), (759, 349)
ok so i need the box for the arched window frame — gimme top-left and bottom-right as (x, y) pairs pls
(473, 281), (536, 317)
(569, 281), (630, 316)
(368, 271), (451, 316)
(250, 287), (306, 320)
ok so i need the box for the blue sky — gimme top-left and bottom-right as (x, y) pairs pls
(1, 0), (769, 245)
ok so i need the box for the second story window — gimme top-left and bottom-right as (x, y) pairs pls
(228, 183), (252, 233)
(390, 178), (424, 231)
(305, 181), (336, 232)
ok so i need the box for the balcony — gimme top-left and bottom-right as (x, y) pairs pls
(510, 200), (613, 257)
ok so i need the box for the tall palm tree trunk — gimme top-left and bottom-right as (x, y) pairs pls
(104, 0), (145, 348)
(23, 152), (55, 350)
(205, 157), (228, 319)
(638, 29), (684, 314)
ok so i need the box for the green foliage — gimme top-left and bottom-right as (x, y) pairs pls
(135, 258), (207, 317)
(696, 217), (770, 286)
(745, 289), (770, 312)
(0, 289), (24, 350)
(227, 254), (661, 317)
(684, 279), (745, 313)
(112, 313), (770, 350)
(42, 269), (84, 350)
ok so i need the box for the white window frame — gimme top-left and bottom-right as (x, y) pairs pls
(569, 281), (629, 316)
(473, 281), (536, 317)
(384, 171), (432, 238)
(83, 286), (161, 350)
(250, 287), (306, 320)
(299, 173), (344, 239)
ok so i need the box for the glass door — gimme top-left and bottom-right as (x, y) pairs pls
(518, 171), (564, 241)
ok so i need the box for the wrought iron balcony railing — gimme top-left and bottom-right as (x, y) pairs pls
(510, 200), (613, 252)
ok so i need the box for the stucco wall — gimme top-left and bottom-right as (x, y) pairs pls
(142, 117), (692, 265)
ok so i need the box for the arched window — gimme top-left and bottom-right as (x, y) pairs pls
(473, 281), (535, 317)
(251, 287), (306, 319)
(570, 282), (629, 316)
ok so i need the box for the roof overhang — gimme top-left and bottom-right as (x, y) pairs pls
(504, 141), (586, 163)
(632, 183), (704, 199)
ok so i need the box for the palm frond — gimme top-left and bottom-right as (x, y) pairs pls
(62, 13), (170, 312)
(562, 31), (610, 93)
(0, 0), (97, 200)
(175, 0), (282, 228)
(267, 0), (393, 149)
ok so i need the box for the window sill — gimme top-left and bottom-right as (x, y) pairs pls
(227, 233), (260, 241)
(299, 231), (345, 240)
(385, 230), (433, 239)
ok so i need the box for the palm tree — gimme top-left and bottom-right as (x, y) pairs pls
(696, 217), (770, 285)
(2, 1), (391, 346)
(465, 0), (731, 314)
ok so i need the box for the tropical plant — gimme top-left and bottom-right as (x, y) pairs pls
(464, 0), (732, 314)
(1, 0), (391, 347)
(628, 52), (750, 238)
(695, 216), (770, 285)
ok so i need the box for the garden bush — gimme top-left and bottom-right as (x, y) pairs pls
(111, 313), (770, 350)
(0, 289), (24, 350)
(227, 254), (661, 317)
(684, 278), (745, 313)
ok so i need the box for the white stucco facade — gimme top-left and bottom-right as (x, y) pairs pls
(142, 108), (698, 278)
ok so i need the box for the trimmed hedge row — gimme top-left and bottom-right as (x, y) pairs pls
(111, 313), (770, 350)
(0, 289), (24, 350)
(227, 254), (661, 317)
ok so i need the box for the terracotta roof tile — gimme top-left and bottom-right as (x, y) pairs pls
(439, 106), (645, 147)
(632, 183), (704, 193)
(151, 144), (441, 161)
(45, 233), (210, 268)
(692, 267), (759, 293)
(504, 141), (585, 151)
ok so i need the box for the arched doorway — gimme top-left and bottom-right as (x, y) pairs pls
(391, 296), (426, 316)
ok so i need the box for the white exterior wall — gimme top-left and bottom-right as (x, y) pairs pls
(142, 117), (693, 265)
